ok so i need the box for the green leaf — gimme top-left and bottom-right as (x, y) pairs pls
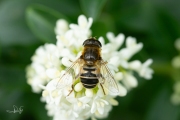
(0, 42), (1, 57)
(26, 4), (68, 43)
(79, 0), (107, 20)
(145, 84), (180, 120)
(0, 0), (37, 46)
(91, 14), (116, 40)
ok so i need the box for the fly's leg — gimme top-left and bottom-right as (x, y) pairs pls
(100, 83), (106, 95)
(67, 85), (74, 96)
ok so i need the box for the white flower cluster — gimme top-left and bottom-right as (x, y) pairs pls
(171, 39), (180, 105)
(26, 15), (153, 120)
(26, 44), (61, 93)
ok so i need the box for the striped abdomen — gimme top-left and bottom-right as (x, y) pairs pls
(80, 67), (99, 89)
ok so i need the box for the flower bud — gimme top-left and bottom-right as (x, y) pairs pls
(42, 90), (49, 97)
(74, 83), (83, 92)
(85, 89), (93, 97)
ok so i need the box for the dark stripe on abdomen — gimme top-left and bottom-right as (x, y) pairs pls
(80, 66), (99, 89)
(80, 76), (99, 89)
(83, 67), (96, 71)
(80, 77), (99, 84)
(83, 83), (97, 88)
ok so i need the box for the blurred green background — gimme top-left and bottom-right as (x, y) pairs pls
(0, 0), (180, 120)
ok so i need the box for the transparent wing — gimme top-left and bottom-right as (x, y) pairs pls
(97, 60), (119, 95)
(56, 58), (82, 89)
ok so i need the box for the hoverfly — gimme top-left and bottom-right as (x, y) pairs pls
(56, 37), (119, 95)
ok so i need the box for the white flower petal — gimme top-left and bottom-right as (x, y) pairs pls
(78, 15), (88, 28)
(114, 72), (123, 81)
(91, 102), (97, 113)
(79, 96), (91, 104)
(42, 90), (49, 97)
(129, 60), (142, 70)
(55, 19), (69, 35)
(143, 59), (153, 66)
(123, 73), (138, 88)
(106, 32), (115, 42)
(87, 17), (93, 28)
(115, 33), (125, 47)
(139, 59), (153, 79)
(109, 56), (120, 67)
(46, 68), (60, 79)
(118, 83), (127, 96)
(61, 57), (72, 67)
(98, 36), (105, 45)
(119, 48), (131, 60)
(97, 106), (104, 114)
(109, 98), (119, 106)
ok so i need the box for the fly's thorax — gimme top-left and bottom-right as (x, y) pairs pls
(81, 46), (101, 66)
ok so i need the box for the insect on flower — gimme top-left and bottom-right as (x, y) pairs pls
(56, 37), (119, 95)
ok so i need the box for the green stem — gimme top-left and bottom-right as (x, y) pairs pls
(151, 62), (174, 76)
